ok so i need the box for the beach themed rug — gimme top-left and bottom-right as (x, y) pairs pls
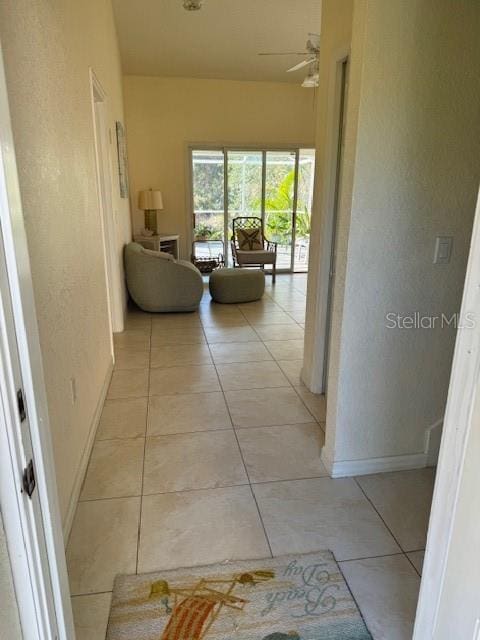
(106, 551), (372, 639)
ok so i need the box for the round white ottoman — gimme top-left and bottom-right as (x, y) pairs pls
(209, 268), (265, 304)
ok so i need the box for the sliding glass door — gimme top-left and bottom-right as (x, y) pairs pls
(227, 151), (263, 266)
(264, 150), (296, 270)
(191, 146), (315, 273)
(295, 148), (316, 272)
(191, 150), (224, 262)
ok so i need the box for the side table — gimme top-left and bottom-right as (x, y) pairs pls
(134, 234), (180, 259)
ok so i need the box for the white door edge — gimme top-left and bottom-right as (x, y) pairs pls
(414, 184), (480, 638)
(89, 67), (122, 340)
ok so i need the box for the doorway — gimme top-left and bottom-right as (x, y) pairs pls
(90, 70), (120, 345)
(189, 146), (315, 273)
(322, 58), (348, 392)
(303, 55), (348, 395)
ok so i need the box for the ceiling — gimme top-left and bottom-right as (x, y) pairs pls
(112, 0), (322, 83)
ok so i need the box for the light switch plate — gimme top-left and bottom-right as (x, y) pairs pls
(70, 377), (77, 404)
(434, 236), (453, 264)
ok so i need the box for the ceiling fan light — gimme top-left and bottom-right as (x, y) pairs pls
(302, 72), (319, 88)
(183, 0), (203, 10)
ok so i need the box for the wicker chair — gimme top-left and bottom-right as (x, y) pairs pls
(231, 217), (278, 283)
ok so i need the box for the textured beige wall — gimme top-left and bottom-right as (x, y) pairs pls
(0, 0), (131, 525)
(0, 512), (22, 639)
(325, 0), (480, 464)
(123, 76), (316, 257)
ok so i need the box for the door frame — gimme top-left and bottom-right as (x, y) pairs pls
(186, 143), (315, 270)
(89, 68), (122, 340)
(0, 42), (73, 638)
(302, 49), (349, 393)
(321, 57), (349, 392)
(413, 184), (480, 638)
(289, 149), (301, 273)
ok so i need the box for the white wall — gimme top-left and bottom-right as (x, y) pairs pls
(0, 0), (131, 528)
(323, 0), (480, 472)
(0, 512), (22, 640)
(123, 75), (316, 257)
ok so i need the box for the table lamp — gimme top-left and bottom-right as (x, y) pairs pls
(138, 189), (163, 234)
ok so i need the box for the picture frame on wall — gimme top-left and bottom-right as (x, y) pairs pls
(115, 121), (129, 198)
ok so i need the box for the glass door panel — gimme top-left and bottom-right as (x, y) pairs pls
(191, 147), (316, 273)
(294, 148), (316, 272)
(226, 150), (263, 266)
(265, 151), (296, 270)
(192, 149), (225, 263)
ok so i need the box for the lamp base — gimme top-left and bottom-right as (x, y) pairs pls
(144, 209), (157, 234)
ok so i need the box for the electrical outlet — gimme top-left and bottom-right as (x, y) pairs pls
(70, 378), (77, 404)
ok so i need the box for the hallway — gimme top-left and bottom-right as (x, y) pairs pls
(68, 275), (433, 640)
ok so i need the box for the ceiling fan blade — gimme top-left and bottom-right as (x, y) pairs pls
(258, 52), (307, 56)
(286, 58), (316, 73)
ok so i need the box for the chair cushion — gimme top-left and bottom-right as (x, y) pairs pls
(236, 228), (263, 251)
(236, 249), (275, 265)
(209, 268), (265, 304)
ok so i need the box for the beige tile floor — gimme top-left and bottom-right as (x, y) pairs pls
(69, 274), (433, 640)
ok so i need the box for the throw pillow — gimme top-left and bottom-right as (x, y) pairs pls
(236, 227), (263, 251)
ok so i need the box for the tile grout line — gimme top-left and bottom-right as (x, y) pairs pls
(251, 317), (318, 423)
(209, 293), (309, 559)
(404, 552), (423, 578)
(97, 426), (234, 443)
(82, 278), (311, 601)
(243, 476), (274, 559)
(97, 414), (320, 442)
(135, 316), (152, 574)
(290, 385), (319, 423)
(337, 550), (411, 565)
(353, 476), (417, 573)
(204, 326), (274, 559)
(108, 386), (324, 419)
(77, 471), (343, 504)
(353, 477), (404, 549)
(71, 589), (113, 599)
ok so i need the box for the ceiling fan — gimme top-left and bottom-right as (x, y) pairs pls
(258, 34), (320, 87)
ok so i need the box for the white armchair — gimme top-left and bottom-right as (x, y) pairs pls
(124, 242), (203, 312)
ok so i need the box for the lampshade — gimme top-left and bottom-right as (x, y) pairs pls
(138, 189), (163, 211)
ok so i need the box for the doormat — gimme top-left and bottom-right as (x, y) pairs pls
(106, 551), (372, 639)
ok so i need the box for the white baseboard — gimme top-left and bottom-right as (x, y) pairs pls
(424, 418), (443, 467)
(321, 446), (427, 478)
(62, 360), (113, 543)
